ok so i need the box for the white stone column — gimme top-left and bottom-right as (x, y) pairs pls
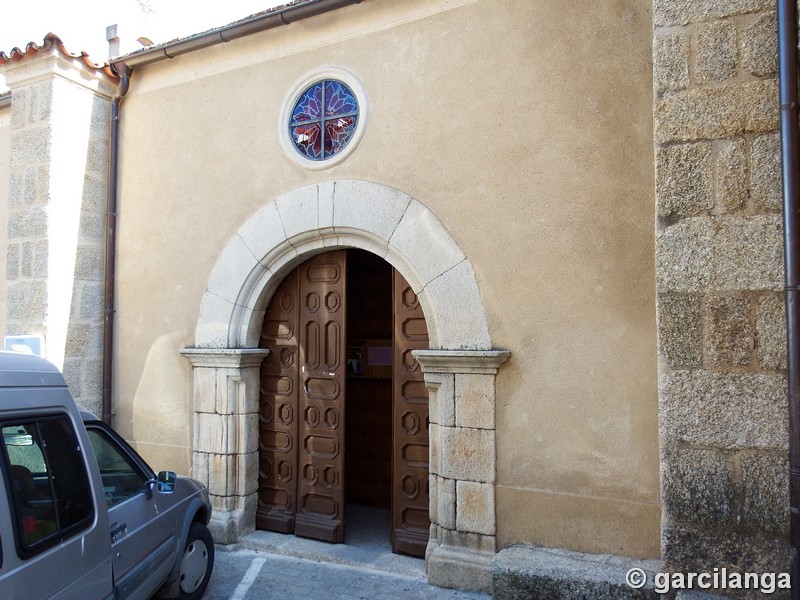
(414, 349), (510, 594)
(181, 348), (269, 543)
(1, 40), (116, 415)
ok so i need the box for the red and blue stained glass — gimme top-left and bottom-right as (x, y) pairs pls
(290, 80), (359, 161)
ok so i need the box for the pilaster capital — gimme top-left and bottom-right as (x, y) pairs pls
(413, 349), (510, 375)
(181, 347), (270, 369)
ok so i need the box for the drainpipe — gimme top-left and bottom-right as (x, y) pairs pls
(778, 0), (800, 595)
(102, 63), (131, 425)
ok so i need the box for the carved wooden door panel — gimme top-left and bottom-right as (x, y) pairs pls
(257, 269), (300, 533)
(294, 251), (347, 542)
(391, 270), (430, 557)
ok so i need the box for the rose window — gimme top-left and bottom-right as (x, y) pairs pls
(289, 79), (359, 161)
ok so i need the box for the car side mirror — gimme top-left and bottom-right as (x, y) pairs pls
(157, 470), (176, 494)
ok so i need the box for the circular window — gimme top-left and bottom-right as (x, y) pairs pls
(289, 79), (359, 161)
(280, 68), (367, 170)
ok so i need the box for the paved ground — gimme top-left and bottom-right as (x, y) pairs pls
(205, 548), (489, 600)
(203, 504), (490, 600)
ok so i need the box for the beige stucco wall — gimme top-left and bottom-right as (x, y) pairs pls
(114, 0), (658, 557)
(0, 105), (9, 339)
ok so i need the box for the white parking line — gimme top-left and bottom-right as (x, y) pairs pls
(230, 556), (267, 600)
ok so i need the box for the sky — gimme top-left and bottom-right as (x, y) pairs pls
(1, 0), (288, 89)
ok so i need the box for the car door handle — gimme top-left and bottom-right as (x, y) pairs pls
(110, 521), (127, 541)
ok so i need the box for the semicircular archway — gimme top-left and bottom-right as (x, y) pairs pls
(194, 180), (491, 352)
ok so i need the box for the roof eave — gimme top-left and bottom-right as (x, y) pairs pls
(110, 0), (362, 71)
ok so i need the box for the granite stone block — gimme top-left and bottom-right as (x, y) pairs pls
(750, 133), (782, 212)
(654, 31), (690, 95)
(756, 293), (787, 370)
(662, 524), (789, 580)
(741, 451), (789, 535)
(715, 138), (748, 213)
(657, 215), (783, 293)
(659, 370), (787, 450)
(492, 545), (660, 600)
(654, 0), (772, 27)
(657, 293), (703, 368)
(742, 11), (778, 78)
(696, 20), (738, 83)
(662, 446), (735, 527)
(655, 80), (778, 143)
(656, 142), (713, 220)
(704, 293), (753, 368)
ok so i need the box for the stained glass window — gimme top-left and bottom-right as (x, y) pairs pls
(289, 79), (359, 161)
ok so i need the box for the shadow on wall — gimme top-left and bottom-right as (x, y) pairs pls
(131, 332), (192, 474)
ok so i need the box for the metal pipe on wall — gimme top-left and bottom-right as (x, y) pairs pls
(777, 0), (800, 595)
(102, 64), (130, 425)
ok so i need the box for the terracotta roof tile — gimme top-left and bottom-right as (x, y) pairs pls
(0, 33), (117, 79)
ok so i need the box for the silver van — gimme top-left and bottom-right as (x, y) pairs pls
(0, 351), (214, 599)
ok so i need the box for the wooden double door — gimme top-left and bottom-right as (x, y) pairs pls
(256, 250), (430, 557)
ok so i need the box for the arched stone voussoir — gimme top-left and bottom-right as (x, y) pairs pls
(205, 234), (267, 306)
(196, 292), (234, 349)
(388, 198), (466, 289)
(419, 259), (492, 351)
(237, 201), (290, 266)
(331, 179), (412, 243)
(275, 183), (324, 240)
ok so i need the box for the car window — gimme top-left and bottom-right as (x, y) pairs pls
(1, 416), (94, 556)
(86, 428), (148, 507)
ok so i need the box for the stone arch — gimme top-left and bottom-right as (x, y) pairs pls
(182, 180), (508, 593)
(194, 179), (491, 352)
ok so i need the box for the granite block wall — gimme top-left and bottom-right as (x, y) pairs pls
(653, 0), (788, 592)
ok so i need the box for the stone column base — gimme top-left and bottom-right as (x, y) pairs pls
(427, 525), (496, 593)
(208, 492), (259, 544)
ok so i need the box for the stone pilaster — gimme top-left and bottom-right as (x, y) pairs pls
(653, 0), (787, 585)
(1, 40), (116, 415)
(181, 348), (270, 543)
(415, 349), (510, 594)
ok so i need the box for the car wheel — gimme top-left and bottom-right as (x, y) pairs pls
(178, 522), (214, 600)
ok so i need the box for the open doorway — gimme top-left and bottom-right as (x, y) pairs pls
(344, 250), (393, 536)
(256, 249), (430, 557)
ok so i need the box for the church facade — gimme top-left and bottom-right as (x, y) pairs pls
(0, 0), (786, 594)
